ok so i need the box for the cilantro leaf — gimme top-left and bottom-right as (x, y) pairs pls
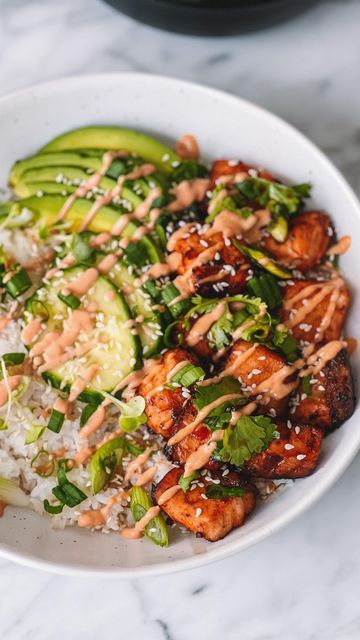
(206, 185), (253, 223)
(194, 376), (244, 412)
(171, 160), (208, 184)
(236, 177), (311, 218)
(219, 415), (279, 467)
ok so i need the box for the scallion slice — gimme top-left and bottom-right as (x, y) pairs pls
(31, 450), (55, 476)
(2, 352), (26, 366)
(80, 403), (98, 428)
(25, 424), (45, 444)
(47, 409), (65, 433)
(130, 486), (169, 548)
(57, 291), (81, 309)
(205, 484), (245, 499)
(171, 363), (205, 388)
(5, 267), (32, 298)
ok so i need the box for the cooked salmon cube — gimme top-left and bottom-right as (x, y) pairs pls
(245, 420), (323, 479)
(293, 348), (354, 431)
(171, 227), (251, 298)
(164, 401), (213, 465)
(223, 340), (297, 417)
(263, 211), (332, 273)
(279, 278), (350, 344)
(152, 466), (256, 542)
(138, 348), (197, 438)
(210, 160), (276, 188)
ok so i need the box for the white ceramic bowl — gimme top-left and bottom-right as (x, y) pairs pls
(0, 73), (359, 577)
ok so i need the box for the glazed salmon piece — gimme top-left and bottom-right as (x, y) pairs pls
(293, 348), (354, 431)
(223, 340), (297, 417)
(152, 466), (256, 542)
(164, 401), (213, 466)
(171, 227), (251, 298)
(263, 211), (332, 273)
(138, 348), (197, 438)
(245, 420), (323, 479)
(210, 160), (276, 188)
(279, 279), (350, 344)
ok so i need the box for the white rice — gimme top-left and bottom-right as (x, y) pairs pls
(0, 228), (170, 533)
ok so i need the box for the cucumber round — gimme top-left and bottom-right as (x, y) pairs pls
(107, 259), (164, 357)
(24, 265), (141, 399)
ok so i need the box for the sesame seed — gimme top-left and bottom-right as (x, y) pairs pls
(195, 508), (202, 518)
(297, 454), (306, 460)
(284, 443), (295, 450)
(295, 426), (301, 435)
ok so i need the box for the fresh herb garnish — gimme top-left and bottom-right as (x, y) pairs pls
(43, 459), (87, 514)
(171, 160), (208, 184)
(205, 484), (245, 499)
(171, 363), (205, 388)
(219, 415), (279, 467)
(130, 486), (169, 547)
(178, 471), (200, 492)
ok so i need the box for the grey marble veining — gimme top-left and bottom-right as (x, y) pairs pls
(0, 1), (360, 638)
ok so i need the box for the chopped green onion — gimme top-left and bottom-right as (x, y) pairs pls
(25, 424), (45, 444)
(0, 476), (30, 507)
(89, 436), (125, 494)
(26, 298), (49, 320)
(268, 215), (288, 242)
(0, 419), (7, 430)
(233, 242), (292, 279)
(2, 352), (26, 367)
(31, 450), (55, 476)
(178, 471), (200, 492)
(163, 321), (183, 348)
(126, 441), (145, 457)
(47, 409), (65, 433)
(205, 484), (245, 499)
(57, 291), (81, 309)
(300, 374), (312, 397)
(171, 363), (205, 388)
(130, 486), (169, 547)
(119, 412), (147, 433)
(80, 403), (98, 428)
(161, 283), (191, 319)
(5, 267), (32, 298)
(44, 460), (87, 513)
(43, 500), (63, 514)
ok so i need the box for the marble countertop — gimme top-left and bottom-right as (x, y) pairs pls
(0, 0), (360, 637)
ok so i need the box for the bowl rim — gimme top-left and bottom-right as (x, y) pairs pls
(0, 71), (359, 578)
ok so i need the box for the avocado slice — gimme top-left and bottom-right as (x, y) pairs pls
(40, 126), (179, 174)
(9, 151), (104, 187)
(13, 194), (162, 263)
(15, 166), (116, 197)
(12, 195), (121, 234)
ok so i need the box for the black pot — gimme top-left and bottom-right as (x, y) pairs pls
(103, 0), (319, 36)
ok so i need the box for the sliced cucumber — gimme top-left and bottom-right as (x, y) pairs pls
(40, 126), (179, 174)
(24, 266), (141, 399)
(107, 259), (164, 357)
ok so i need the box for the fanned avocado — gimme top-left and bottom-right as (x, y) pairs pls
(40, 126), (180, 174)
(9, 151), (104, 187)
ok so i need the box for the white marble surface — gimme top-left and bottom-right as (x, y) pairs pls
(0, 0), (360, 637)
